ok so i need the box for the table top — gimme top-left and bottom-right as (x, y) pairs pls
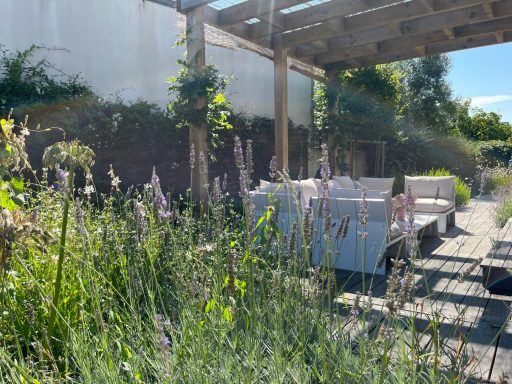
(396, 214), (438, 230)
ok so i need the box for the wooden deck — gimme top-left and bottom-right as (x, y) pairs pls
(335, 196), (512, 383)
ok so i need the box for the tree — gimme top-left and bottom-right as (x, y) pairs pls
(399, 54), (457, 133)
(453, 103), (512, 141)
(336, 64), (404, 139)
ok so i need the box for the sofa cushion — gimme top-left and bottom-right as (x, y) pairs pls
(358, 177), (395, 192)
(330, 188), (393, 226)
(332, 175), (355, 189)
(404, 175), (455, 201)
(415, 198), (454, 213)
(310, 178), (341, 191)
(298, 179), (318, 207)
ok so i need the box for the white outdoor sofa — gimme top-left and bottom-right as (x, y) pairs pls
(252, 176), (410, 275)
(405, 175), (456, 233)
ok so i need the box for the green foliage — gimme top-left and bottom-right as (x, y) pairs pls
(419, 168), (471, 207)
(0, 45), (92, 115)
(167, 60), (233, 156)
(481, 166), (512, 194)
(452, 100), (512, 141)
(494, 195), (512, 227)
(386, 132), (479, 195)
(336, 64), (404, 139)
(0, 117), (30, 210)
(476, 140), (512, 165)
(398, 54), (457, 133)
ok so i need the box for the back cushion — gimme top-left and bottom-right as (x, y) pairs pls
(330, 189), (392, 226)
(299, 179), (318, 207)
(332, 175), (355, 189)
(358, 177), (395, 192)
(404, 176), (455, 200)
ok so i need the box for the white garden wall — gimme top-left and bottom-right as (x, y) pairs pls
(1, 0), (313, 126)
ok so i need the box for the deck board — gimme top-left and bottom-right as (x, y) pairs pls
(334, 196), (512, 382)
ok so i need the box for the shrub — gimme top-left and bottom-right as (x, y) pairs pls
(494, 195), (512, 227)
(480, 166), (512, 194)
(476, 140), (512, 166)
(419, 168), (471, 207)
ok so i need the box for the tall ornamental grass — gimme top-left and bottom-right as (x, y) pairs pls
(0, 119), (508, 382)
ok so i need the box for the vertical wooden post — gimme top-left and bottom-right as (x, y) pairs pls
(274, 34), (289, 172)
(186, 7), (208, 204)
(326, 68), (339, 176)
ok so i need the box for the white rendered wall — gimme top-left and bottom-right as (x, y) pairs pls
(1, 0), (312, 127)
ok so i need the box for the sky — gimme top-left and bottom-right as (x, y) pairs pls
(448, 42), (512, 123)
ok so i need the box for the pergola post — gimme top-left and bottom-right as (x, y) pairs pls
(326, 68), (340, 176)
(186, 7), (208, 204)
(273, 34), (289, 172)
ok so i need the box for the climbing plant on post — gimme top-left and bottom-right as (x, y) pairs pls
(168, 11), (233, 204)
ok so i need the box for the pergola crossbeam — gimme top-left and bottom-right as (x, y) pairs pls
(176, 0), (512, 193)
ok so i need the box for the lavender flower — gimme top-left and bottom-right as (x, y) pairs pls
(74, 198), (86, 235)
(134, 200), (148, 243)
(335, 215), (350, 240)
(155, 314), (170, 358)
(303, 200), (313, 250)
(199, 151), (207, 176)
(246, 139), (253, 182)
(405, 184), (418, 258)
(55, 167), (69, 195)
(234, 136), (244, 170)
(212, 176), (222, 205)
(189, 143), (195, 170)
(239, 169), (250, 199)
(151, 167), (171, 221)
(222, 173), (228, 191)
(269, 156), (277, 180)
(359, 187), (368, 227)
(319, 144), (332, 238)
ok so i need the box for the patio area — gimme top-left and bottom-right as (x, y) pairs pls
(335, 196), (512, 382)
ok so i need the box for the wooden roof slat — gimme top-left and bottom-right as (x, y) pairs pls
(217, 0), (309, 26)
(338, 28), (512, 69)
(178, 0), (216, 12)
(282, 0), (500, 48)
(315, 15), (512, 64)
(179, 0), (512, 73)
(249, 0), (377, 39)
(294, 0), (510, 59)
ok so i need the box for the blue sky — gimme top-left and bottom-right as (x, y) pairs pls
(448, 42), (512, 123)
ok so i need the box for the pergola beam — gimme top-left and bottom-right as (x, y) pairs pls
(338, 29), (512, 69)
(294, 0), (511, 59)
(282, 0), (500, 48)
(274, 34), (289, 172)
(314, 15), (512, 64)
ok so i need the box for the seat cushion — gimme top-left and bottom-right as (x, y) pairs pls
(358, 177), (395, 193)
(415, 198), (454, 213)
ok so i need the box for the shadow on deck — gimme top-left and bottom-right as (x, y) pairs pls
(334, 196), (512, 383)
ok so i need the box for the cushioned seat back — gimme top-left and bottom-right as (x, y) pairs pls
(358, 177), (395, 192)
(330, 189), (392, 226)
(404, 175), (455, 201)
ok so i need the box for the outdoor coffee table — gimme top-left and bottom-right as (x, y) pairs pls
(387, 214), (439, 257)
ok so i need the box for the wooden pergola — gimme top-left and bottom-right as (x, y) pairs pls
(176, 0), (512, 201)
